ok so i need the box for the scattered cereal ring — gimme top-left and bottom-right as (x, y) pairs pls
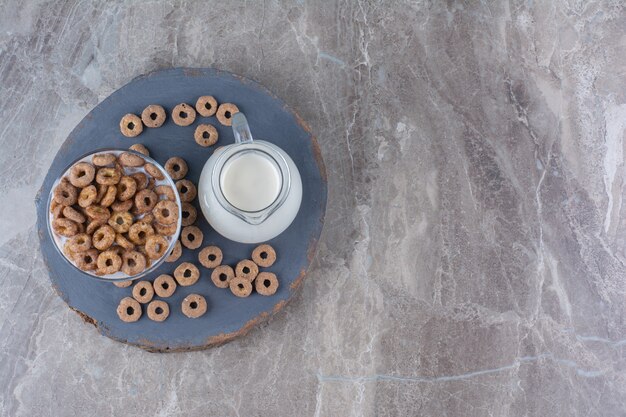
(100, 185), (117, 207)
(144, 163), (164, 180)
(181, 294), (207, 318)
(164, 157), (188, 180)
(97, 250), (122, 274)
(63, 240), (77, 261)
(134, 189), (158, 214)
(181, 202), (197, 226)
(114, 280), (133, 288)
(53, 181), (78, 206)
(153, 200), (179, 225)
(129, 143), (150, 156)
(111, 198), (133, 212)
(216, 103), (239, 126)
(176, 179), (197, 202)
(198, 246), (222, 269)
(96, 167), (121, 185)
(194, 124), (218, 147)
(92, 224), (116, 250)
(154, 221), (177, 236)
(92, 153), (116, 166)
(132, 280), (154, 303)
(165, 240), (182, 263)
(155, 185), (176, 201)
(118, 152), (144, 167)
(108, 211), (133, 233)
(115, 233), (135, 250)
(174, 262), (200, 286)
(255, 272), (279, 296)
(117, 297), (141, 322)
(251, 244), (277, 268)
(120, 113), (143, 137)
(52, 218), (79, 237)
(69, 162), (95, 188)
(95, 183), (108, 203)
(195, 95), (218, 117)
(235, 259), (258, 282)
(77, 185), (97, 208)
(76, 249), (98, 271)
(128, 221), (155, 245)
(154, 274), (177, 297)
(181, 225), (203, 249)
(85, 205), (111, 222)
(229, 277), (252, 298)
(85, 219), (105, 235)
(210, 265), (234, 288)
(62, 206), (86, 224)
(145, 234), (168, 259)
(122, 250), (147, 276)
(68, 233), (91, 252)
(147, 300), (169, 322)
(50, 200), (64, 219)
(131, 172), (149, 190)
(117, 176), (137, 201)
(141, 104), (166, 128)
(172, 103), (196, 126)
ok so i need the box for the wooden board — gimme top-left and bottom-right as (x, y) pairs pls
(35, 68), (327, 352)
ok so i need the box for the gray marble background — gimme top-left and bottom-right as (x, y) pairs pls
(1, 0), (625, 416)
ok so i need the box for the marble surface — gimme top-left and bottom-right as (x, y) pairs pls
(1, 0), (625, 416)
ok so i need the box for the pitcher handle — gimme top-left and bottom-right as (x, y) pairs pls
(232, 112), (254, 144)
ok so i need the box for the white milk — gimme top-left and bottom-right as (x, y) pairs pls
(220, 151), (281, 212)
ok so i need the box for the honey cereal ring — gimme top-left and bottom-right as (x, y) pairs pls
(76, 249), (98, 271)
(114, 280), (133, 288)
(176, 179), (197, 202)
(108, 211), (133, 234)
(69, 162), (95, 188)
(92, 153), (116, 166)
(92, 225), (115, 250)
(52, 218), (79, 237)
(120, 113), (143, 137)
(216, 103), (239, 126)
(153, 200), (179, 225)
(235, 259), (259, 282)
(131, 172), (149, 190)
(97, 250), (122, 274)
(116, 297), (141, 322)
(129, 143), (150, 156)
(78, 185), (97, 208)
(154, 274), (177, 298)
(62, 240), (77, 261)
(210, 265), (234, 288)
(198, 246), (223, 269)
(174, 262), (200, 286)
(122, 250), (147, 276)
(180, 225), (203, 249)
(141, 104), (166, 128)
(194, 124), (218, 147)
(85, 219), (105, 235)
(195, 95), (218, 117)
(132, 281), (154, 303)
(165, 240), (182, 263)
(164, 157), (188, 180)
(134, 189), (158, 214)
(155, 185), (176, 201)
(147, 300), (169, 322)
(117, 176), (137, 201)
(181, 202), (197, 226)
(128, 221), (155, 245)
(53, 181), (78, 206)
(85, 205), (110, 222)
(118, 152), (145, 167)
(255, 272), (279, 296)
(172, 103), (196, 126)
(62, 206), (86, 224)
(96, 167), (121, 185)
(100, 185), (117, 207)
(50, 200), (64, 219)
(95, 183), (108, 203)
(145, 235), (168, 259)
(229, 277), (253, 298)
(115, 233), (135, 250)
(144, 163), (164, 180)
(181, 294), (207, 318)
(68, 233), (91, 252)
(251, 244), (277, 268)
(111, 198), (133, 212)
(153, 221), (177, 236)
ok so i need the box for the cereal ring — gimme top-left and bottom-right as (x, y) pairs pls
(176, 179), (197, 202)
(95, 183), (108, 203)
(85, 219), (105, 235)
(69, 162), (95, 188)
(77, 185), (97, 208)
(153, 221), (177, 236)
(68, 233), (91, 252)
(147, 177), (156, 190)
(180, 225), (203, 249)
(164, 157), (188, 180)
(117, 297), (141, 322)
(172, 103), (196, 126)
(131, 172), (149, 190)
(195, 95), (218, 117)
(147, 300), (169, 322)
(85, 205), (110, 222)
(52, 218), (78, 237)
(198, 246), (222, 269)
(255, 272), (279, 296)
(118, 152), (144, 167)
(114, 280), (133, 288)
(62, 206), (86, 224)
(216, 103), (239, 126)
(252, 244), (277, 268)
(108, 211), (133, 233)
(194, 124), (218, 147)
(155, 185), (176, 201)
(154, 274), (177, 298)
(92, 153), (116, 166)
(115, 233), (135, 250)
(120, 113), (143, 137)
(145, 235), (168, 259)
(235, 259), (259, 282)
(50, 200), (64, 219)
(92, 225), (115, 250)
(117, 176), (137, 201)
(141, 104), (167, 128)
(174, 262), (200, 286)
(100, 185), (117, 207)
(96, 167), (121, 185)
(128, 222), (155, 245)
(53, 181), (78, 206)
(97, 250), (122, 274)
(122, 250), (147, 276)
(111, 199), (133, 212)
(144, 163), (164, 180)
(165, 240), (182, 263)
(229, 277), (253, 298)
(134, 189), (158, 214)
(210, 265), (234, 288)
(76, 249), (98, 271)
(132, 281), (154, 303)
(181, 294), (207, 318)
(62, 240), (77, 261)
(181, 202), (197, 226)
(139, 213), (154, 224)
(153, 200), (179, 225)
(129, 143), (150, 156)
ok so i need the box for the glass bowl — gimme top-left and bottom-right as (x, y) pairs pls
(46, 148), (182, 282)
